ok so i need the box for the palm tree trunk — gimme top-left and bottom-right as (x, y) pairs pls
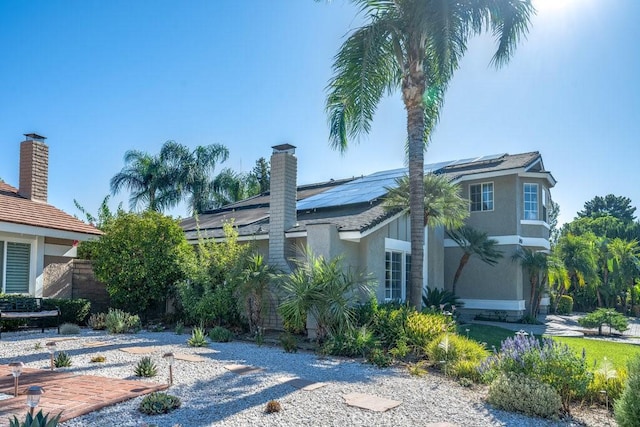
(403, 64), (426, 311)
(452, 253), (471, 296)
(529, 275), (538, 317)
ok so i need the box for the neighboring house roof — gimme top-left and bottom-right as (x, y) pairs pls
(180, 151), (552, 241)
(0, 182), (101, 237)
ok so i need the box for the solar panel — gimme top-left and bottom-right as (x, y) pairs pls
(296, 155), (506, 211)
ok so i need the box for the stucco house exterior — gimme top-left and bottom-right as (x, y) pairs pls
(0, 133), (101, 297)
(180, 145), (555, 320)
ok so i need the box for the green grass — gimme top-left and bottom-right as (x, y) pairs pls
(461, 323), (640, 371)
(552, 336), (640, 371)
(457, 323), (518, 350)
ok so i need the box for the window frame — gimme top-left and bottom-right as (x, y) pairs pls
(469, 182), (494, 212)
(384, 238), (411, 302)
(523, 183), (539, 221)
(0, 237), (34, 295)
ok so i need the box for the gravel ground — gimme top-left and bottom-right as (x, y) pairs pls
(0, 329), (613, 427)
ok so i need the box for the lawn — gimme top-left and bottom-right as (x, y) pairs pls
(553, 336), (640, 371)
(460, 323), (640, 371)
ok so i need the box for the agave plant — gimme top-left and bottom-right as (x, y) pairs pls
(9, 409), (61, 427)
(422, 287), (464, 312)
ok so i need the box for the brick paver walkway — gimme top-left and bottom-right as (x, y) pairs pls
(0, 365), (167, 425)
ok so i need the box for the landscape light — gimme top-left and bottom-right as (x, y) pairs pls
(45, 342), (57, 370)
(163, 352), (175, 386)
(9, 362), (24, 397)
(25, 385), (44, 416)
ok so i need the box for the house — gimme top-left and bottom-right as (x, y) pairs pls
(180, 144), (556, 321)
(0, 133), (101, 297)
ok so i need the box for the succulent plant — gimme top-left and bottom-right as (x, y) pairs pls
(138, 392), (181, 415)
(187, 326), (208, 347)
(9, 409), (61, 427)
(54, 351), (72, 368)
(90, 355), (106, 363)
(134, 356), (158, 378)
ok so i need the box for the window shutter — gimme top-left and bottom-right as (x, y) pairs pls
(5, 242), (30, 294)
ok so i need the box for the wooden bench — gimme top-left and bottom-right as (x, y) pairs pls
(0, 297), (60, 338)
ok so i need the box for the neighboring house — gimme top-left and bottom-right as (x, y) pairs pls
(0, 133), (101, 297)
(181, 145), (555, 321)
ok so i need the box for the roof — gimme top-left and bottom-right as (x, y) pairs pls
(0, 182), (101, 237)
(180, 151), (550, 240)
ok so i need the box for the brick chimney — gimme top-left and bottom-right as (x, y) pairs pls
(269, 143), (297, 271)
(19, 133), (49, 202)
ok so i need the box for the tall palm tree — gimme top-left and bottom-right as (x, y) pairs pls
(163, 142), (230, 215)
(110, 150), (177, 212)
(512, 247), (548, 317)
(211, 168), (260, 208)
(608, 238), (640, 311)
(448, 226), (503, 295)
(326, 0), (533, 309)
(383, 173), (469, 229)
(236, 254), (279, 335)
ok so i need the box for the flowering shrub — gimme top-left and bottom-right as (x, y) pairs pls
(488, 372), (562, 419)
(480, 334), (592, 412)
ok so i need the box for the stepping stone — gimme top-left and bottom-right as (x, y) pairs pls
(82, 341), (110, 348)
(282, 378), (328, 391)
(49, 337), (78, 342)
(224, 364), (263, 375)
(174, 353), (207, 362)
(119, 346), (157, 354)
(343, 392), (402, 412)
(426, 423), (459, 427)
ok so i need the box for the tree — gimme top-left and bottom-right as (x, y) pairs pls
(554, 233), (598, 311)
(160, 141), (230, 214)
(211, 168), (259, 208)
(110, 149), (179, 212)
(250, 157), (270, 194)
(326, 0), (533, 309)
(608, 238), (640, 311)
(91, 211), (194, 316)
(448, 226), (504, 295)
(578, 194), (636, 223)
(236, 254), (279, 335)
(383, 173), (469, 229)
(512, 247), (548, 317)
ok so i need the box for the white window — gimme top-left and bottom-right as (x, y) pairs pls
(524, 183), (539, 220)
(0, 241), (31, 294)
(384, 239), (411, 302)
(470, 182), (493, 212)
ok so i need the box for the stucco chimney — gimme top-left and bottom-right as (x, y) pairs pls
(19, 133), (49, 202)
(269, 143), (297, 271)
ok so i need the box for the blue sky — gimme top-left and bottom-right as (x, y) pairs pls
(0, 0), (637, 227)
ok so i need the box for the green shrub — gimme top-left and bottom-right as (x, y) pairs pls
(323, 326), (376, 358)
(451, 359), (484, 383)
(579, 308), (629, 335)
(279, 333), (298, 353)
(87, 312), (107, 330)
(421, 287), (463, 312)
(615, 354), (640, 427)
(54, 351), (72, 368)
(480, 334), (591, 412)
(9, 409), (61, 427)
(426, 334), (488, 374)
(59, 323), (81, 335)
(42, 298), (91, 325)
(388, 338), (411, 360)
(405, 312), (455, 352)
(134, 356), (158, 378)
(208, 326), (233, 342)
(557, 295), (574, 315)
(105, 308), (140, 334)
(488, 373), (562, 419)
(187, 326), (208, 347)
(90, 355), (106, 363)
(91, 211), (193, 316)
(367, 348), (392, 368)
(138, 392), (181, 415)
(586, 369), (627, 406)
(174, 321), (184, 335)
(371, 303), (412, 350)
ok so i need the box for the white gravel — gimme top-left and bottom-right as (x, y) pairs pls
(0, 329), (601, 426)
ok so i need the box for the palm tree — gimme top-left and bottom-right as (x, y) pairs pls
(512, 247), (548, 317)
(554, 233), (598, 310)
(608, 238), (640, 311)
(211, 168), (260, 208)
(448, 226), (503, 295)
(236, 254), (279, 335)
(326, 0), (533, 309)
(110, 150), (178, 212)
(160, 142), (229, 215)
(383, 173), (469, 229)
